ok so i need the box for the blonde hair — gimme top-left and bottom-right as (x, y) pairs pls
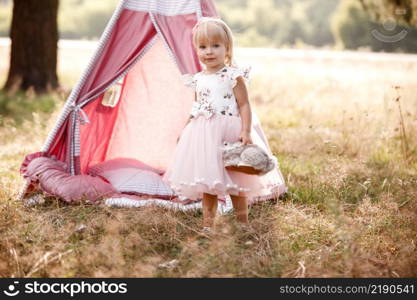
(192, 17), (234, 66)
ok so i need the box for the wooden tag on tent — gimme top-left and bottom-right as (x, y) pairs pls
(102, 77), (124, 107)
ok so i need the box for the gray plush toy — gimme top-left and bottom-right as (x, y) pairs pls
(221, 142), (277, 175)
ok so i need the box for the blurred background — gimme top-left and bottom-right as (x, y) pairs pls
(1, 0), (417, 52)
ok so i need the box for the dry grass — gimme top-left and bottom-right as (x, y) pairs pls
(1, 42), (417, 277)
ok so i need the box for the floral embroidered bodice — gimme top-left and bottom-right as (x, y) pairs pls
(182, 66), (250, 119)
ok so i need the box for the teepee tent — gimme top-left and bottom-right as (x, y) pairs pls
(20, 0), (286, 208)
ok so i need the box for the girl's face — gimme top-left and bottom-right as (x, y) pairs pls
(196, 38), (227, 71)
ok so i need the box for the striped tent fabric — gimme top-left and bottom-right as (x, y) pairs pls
(19, 0), (287, 210)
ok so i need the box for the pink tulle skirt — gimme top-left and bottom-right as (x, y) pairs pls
(162, 114), (285, 201)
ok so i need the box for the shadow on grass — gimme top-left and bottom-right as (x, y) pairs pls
(279, 152), (417, 212)
(0, 91), (62, 126)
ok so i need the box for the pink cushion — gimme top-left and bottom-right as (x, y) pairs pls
(88, 158), (164, 176)
(51, 174), (116, 203)
(26, 157), (116, 203)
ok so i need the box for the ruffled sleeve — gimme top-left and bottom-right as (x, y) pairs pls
(181, 73), (197, 90)
(230, 66), (251, 88)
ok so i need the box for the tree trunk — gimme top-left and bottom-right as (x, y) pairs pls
(3, 0), (59, 94)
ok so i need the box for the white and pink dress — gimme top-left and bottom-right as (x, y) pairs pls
(163, 66), (286, 202)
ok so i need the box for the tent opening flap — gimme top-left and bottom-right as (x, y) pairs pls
(79, 38), (194, 174)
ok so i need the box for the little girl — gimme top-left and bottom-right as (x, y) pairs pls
(163, 18), (285, 230)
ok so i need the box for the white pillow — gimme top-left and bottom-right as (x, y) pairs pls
(97, 167), (174, 198)
(88, 157), (164, 176)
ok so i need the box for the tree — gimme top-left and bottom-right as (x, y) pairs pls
(359, 0), (417, 26)
(332, 0), (417, 53)
(3, 0), (59, 94)
(332, 0), (373, 50)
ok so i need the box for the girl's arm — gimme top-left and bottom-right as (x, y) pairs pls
(234, 77), (253, 145)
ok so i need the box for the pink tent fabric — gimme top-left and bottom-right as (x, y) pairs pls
(80, 38), (195, 173)
(20, 0), (287, 204)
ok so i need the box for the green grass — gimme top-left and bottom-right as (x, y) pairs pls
(1, 48), (417, 277)
(0, 91), (61, 126)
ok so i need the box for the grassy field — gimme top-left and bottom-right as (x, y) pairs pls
(1, 40), (417, 277)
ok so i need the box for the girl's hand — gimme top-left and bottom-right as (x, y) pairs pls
(239, 131), (252, 145)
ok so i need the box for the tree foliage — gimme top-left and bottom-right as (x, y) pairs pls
(359, 0), (417, 26)
(0, 0), (12, 36)
(332, 0), (417, 53)
(332, 0), (372, 50)
(1, 0), (417, 53)
(216, 0), (339, 47)
(58, 0), (119, 39)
